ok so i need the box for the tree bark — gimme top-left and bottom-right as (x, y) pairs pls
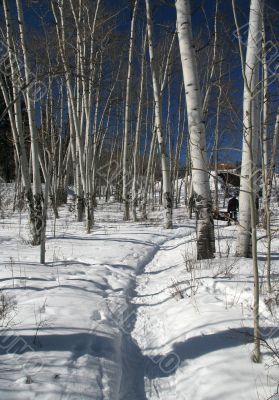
(122, 0), (138, 221)
(175, 0), (215, 258)
(132, 30), (146, 221)
(232, 0), (263, 363)
(145, 0), (173, 229)
(234, 0), (262, 258)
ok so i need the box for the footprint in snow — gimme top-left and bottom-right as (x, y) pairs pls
(91, 310), (104, 321)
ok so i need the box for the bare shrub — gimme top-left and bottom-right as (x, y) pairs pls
(181, 250), (202, 297)
(170, 279), (185, 300)
(0, 291), (17, 328)
(212, 258), (239, 279)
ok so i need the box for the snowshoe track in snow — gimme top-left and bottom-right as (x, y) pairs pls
(118, 231), (194, 400)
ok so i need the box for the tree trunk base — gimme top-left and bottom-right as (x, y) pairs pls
(197, 217), (215, 260)
(123, 200), (130, 221)
(76, 195), (84, 222)
(29, 191), (43, 246)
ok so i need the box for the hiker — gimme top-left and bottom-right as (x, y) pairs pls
(227, 195), (239, 225)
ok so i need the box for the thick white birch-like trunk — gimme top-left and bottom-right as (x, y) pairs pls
(175, 0), (215, 258)
(145, 0), (172, 229)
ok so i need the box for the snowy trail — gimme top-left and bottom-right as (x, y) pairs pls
(118, 232), (194, 400)
(0, 205), (197, 399)
(119, 231), (268, 400)
(0, 204), (277, 399)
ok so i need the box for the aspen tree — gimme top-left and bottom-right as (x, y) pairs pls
(132, 31), (147, 222)
(15, 0), (44, 245)
(234, 0), (262, 259)
(233, 0), (263, 363)
(265, 108), (279, 293)
(2, 1), (31, 200)
(122, 0), (138, 221)
(175, 0), (215, 259)
(145, 0), (173, 229)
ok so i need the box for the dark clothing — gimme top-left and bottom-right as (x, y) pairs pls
(227, 197), (239, 213)
(255, 196), (259, 210)
(229, 210), (237, 221)
(227, 197), (239, 225)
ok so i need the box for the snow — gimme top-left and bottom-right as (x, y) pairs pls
(0, 193), (278, 399)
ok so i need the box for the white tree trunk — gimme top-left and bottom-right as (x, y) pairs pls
(145, 0), (173, 229)
(141, 128), (157, 220)
(122, 0), (138, 221)
(132, 31), (146, 221)
(261, 23), (269, 230)
(175, 0), (215, 259)
(265, 107), (279, 292)
(40, 160), (51, 264)
(173, 83), (185, 207)
(233, 0), (263, 363)
(214, 78), (222, 212)
(52, 0), (86, 191)
(234, 0), (263, 258)
(15, 0), (44, 245)
(2, 0), (40, 236)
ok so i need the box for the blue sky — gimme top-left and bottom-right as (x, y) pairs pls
(3, 0), (279, 165)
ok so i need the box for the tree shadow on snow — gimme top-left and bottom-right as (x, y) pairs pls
(118, 326), (279, 400)
(0, 326), (278, 400)
(143, 326), (279, 380)
(0, 331), (117, 362)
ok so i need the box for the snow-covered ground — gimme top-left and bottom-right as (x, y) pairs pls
(0, 188), (278, 399)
